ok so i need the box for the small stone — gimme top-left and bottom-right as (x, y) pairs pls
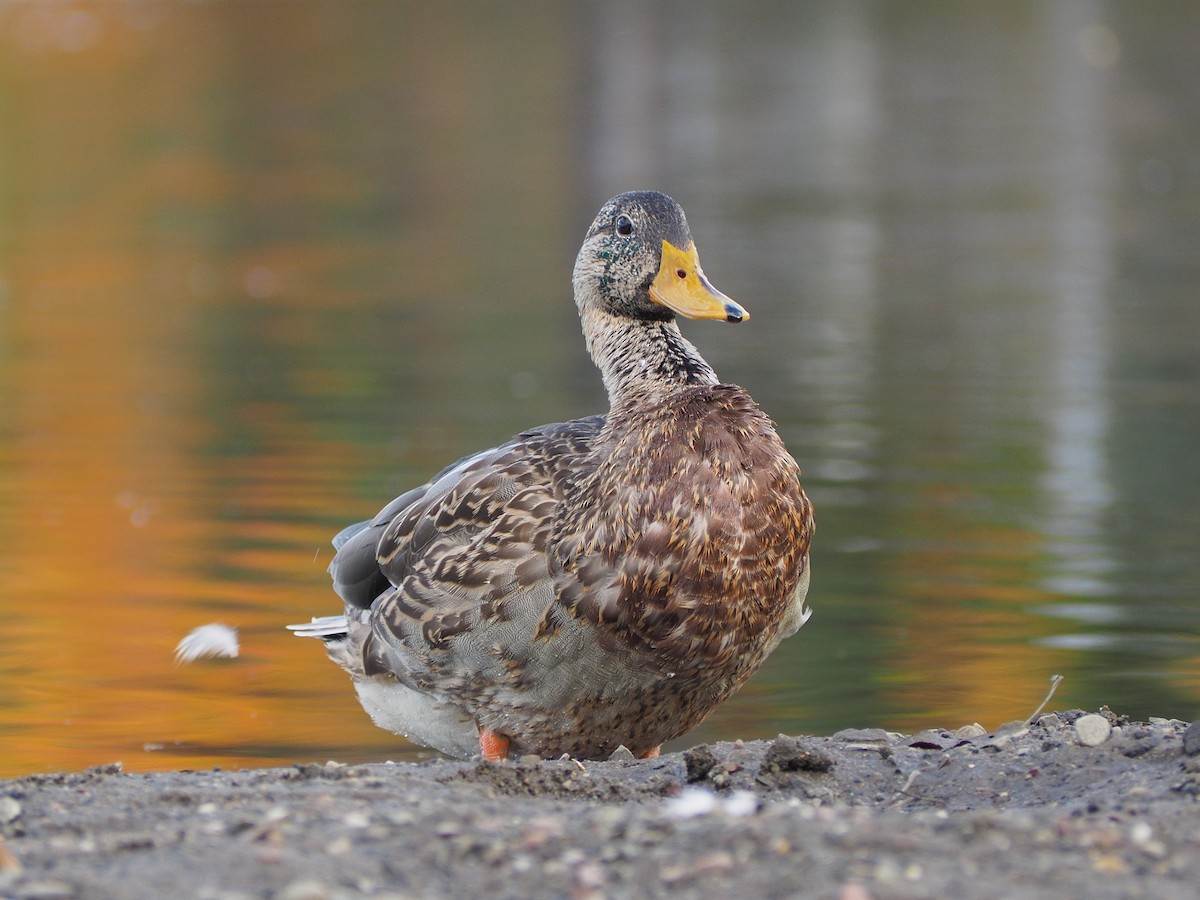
(873, 857), (903, 883)
(279, 880), (331, 900)
(1119, 733), (1159, 758)
(907, 730), (955, 750)
(575, 861), (605, 890)
(10, 881), (75, 899)
(1182, 721), (1200, 756)
(1138, 840), (1168, 860)
(1034, 713), (1063, 729)
(684, 745), (721, 783)
(954, 723), (988, 739)
(0, 797), (20, 824)
(199, 819), (226, 836)
(1075, 714), (1112, 747)
(384, 809), (415, 827)
(986, 732), (1017, 751)
(0, 836), (21, 875)
(608, 745), (635, 762)
(511, 854), (535, 874)
(759, 736), (835, 775)
(559, 848), (587, 867)
(1129, 821), (1167, 858)
(1091, 854), (1128, 873)
(834, 728), (889, 745)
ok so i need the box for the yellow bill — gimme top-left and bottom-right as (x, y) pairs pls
(648, 240), (749, 323)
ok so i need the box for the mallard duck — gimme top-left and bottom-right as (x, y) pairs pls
(290, 191), (813, 762)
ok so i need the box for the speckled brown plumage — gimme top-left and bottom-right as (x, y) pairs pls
(289, 191), (814, 761)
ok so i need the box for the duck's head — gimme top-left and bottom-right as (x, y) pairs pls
(572, 191), (748, 325)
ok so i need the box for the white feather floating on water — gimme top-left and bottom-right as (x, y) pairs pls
(174, 623), (239, 664)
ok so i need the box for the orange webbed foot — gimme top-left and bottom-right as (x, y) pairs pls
(479, 729), (511, 762)
(638, 746), (661, 759)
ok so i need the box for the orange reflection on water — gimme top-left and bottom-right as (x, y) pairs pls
(0, 239), (397, 775)
(878, 474), (1063, 731)
(0, 6), (376, 775)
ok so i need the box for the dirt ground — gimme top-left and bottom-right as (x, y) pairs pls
(2, 708), (1199, 899)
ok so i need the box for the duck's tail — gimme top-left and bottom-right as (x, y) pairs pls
(286, 615), (348, 640)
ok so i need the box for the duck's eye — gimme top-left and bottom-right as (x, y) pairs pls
(615, 215), (633, 236)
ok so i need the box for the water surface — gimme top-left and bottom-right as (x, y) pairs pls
(1, 1), (1198, 775)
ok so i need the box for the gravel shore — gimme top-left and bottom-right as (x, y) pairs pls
(3, 709), (1199, 899)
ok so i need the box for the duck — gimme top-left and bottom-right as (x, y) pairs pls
(289, 191), (814, 762)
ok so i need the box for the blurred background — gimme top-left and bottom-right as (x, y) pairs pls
(1, 0), (1198, 776)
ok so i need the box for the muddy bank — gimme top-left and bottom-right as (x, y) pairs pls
(2, 709), (1199, 899)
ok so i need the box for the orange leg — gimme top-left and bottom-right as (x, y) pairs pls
(638, 745), (661, 759)
(479, 729), (511, 762)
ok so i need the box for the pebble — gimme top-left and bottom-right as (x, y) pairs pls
(575, 861), (605, 889)
(1182, 721), (1200, 756)
(279, 881), (330, 900)
(907, 730), (956, 751)
(760, 736), (835, 773)
(0, 797), (20, 824)
(1075, 714), (1112, 747)
(1129, 821), (1154, 845)
(10, 881), (75, 899)
(986, 731), (1020, 751)
(1129, 821), (1168, 859)
(0, 836), (20, 875)
(834, 728), (889, 745)
(954, 723), (987, 739)
(839, 883), (873, 900)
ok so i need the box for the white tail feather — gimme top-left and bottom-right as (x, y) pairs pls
(286, 615), (348, 639)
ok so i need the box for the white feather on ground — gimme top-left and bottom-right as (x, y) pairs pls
(174, 623), (239, 664)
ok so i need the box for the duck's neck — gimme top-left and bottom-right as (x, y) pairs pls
(580, 306), (719, 410)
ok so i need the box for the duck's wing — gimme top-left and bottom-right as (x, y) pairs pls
(326, 416), (604, 651)
(327, 447), (500, 611)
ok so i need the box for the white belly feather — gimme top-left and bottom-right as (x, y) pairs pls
(353, 678), (479, 759)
